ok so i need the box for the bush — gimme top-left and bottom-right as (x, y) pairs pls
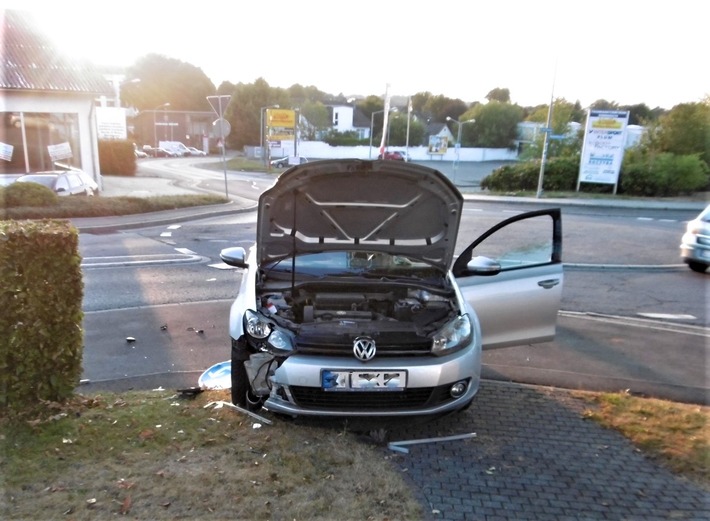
(620, 152), (710, 196)
(0, 220), (83, 412)
(3, 181), (58, 207)
(481, 157), (578, 192)
(98, 140), (136, 176)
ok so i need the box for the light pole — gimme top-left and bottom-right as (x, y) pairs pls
(260, 104), (279, 166)
(153, 102), (170, 148)
(446, 116), (475, 180)
(369, 108), (397, 159)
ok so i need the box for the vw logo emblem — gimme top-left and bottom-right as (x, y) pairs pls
(353, 337), (376, 362)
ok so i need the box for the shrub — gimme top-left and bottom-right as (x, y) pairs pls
(481, 157), (578, 192)
(4, 181), (58, 207)
(0, 220), (83, 412)
(98, 140), (137, 176)
(620, 152), (710, 196)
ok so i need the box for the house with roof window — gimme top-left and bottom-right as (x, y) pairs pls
(0, 10), (112, 186)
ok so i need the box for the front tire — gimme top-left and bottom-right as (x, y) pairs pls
(231, 339), (250, 407)
(688, 261), (708, 273)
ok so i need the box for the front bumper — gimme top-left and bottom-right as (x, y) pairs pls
(261, 345), (481, 417)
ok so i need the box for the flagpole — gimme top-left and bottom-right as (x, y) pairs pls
(379, 84), (391, 158)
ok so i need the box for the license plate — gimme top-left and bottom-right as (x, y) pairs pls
(322, 370), (407, 391)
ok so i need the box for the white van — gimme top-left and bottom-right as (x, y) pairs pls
(158, 141), (190, 157)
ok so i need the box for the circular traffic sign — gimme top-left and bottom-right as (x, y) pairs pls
(212, 118), (231, 137)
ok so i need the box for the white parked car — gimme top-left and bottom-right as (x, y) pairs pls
(16, 168), (98, 196)
(680, 205), (710, 273)
(187, 146), (207, 157)
(220, 159), (563, 418)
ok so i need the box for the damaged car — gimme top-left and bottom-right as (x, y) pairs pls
(220, 159), (563, 418)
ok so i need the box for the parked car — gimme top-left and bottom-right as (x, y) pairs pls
(270, 156), (308, 168)
(378, 150), (406, 161)
(680, 205), (710, 273)
(187, 146), (207, 157)
(219, 159), (563, 418)
(16, 168), (98, 196)
(142, 146), (177, 158)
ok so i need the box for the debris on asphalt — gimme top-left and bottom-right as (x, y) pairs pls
(203, 400), (273, 425)
(126, 337), (136, 343)
(160, 324), (168, 331)
(388, 432), (477, 454)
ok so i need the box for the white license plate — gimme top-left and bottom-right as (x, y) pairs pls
(322, 370), (407, 391)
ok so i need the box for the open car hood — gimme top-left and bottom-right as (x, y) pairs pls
(256, 159), (463, 271)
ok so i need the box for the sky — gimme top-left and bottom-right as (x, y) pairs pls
(8, 0), (709, 110)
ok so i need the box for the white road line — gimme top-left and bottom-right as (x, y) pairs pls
(175, 247), (196, 255)
(160, 232), (172, 237)
(167, 225), (181, 230)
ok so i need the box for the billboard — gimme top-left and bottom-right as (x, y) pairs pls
(96, 106), (128, 140)
(428, 135), (448, 155)
(266, 109), (296, 142)
(578, 110), (629, 190)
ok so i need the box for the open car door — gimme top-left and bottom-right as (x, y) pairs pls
(452, 208), (563, 349)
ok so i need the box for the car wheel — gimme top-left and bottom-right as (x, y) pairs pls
(231, 340), (250, 407)
(688, 261), (708, 273)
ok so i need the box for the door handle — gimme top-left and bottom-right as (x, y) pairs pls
(538, 279), (560, 289)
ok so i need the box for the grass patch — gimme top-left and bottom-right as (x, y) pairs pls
(0, 194), (228, 220)
(1, 390), (422, 520)
(200, 156), (284, 174)
(574, 390), (709, 488)
(2, 389), (707, 520)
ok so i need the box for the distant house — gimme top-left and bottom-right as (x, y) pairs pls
(0, 10), (112, 182)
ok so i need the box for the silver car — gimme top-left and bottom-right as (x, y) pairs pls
(680, 205), (710, 273)
(16, 168), (98, 196)
(220, 159), (563, 418)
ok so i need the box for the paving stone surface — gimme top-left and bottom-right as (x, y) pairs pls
(379, 381), (708, 521)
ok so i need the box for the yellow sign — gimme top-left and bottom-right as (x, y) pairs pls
(267, 109), (296, 128)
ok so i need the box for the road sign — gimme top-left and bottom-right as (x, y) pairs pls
(206, 95), (231, 116)
(213, 118), (231, 137)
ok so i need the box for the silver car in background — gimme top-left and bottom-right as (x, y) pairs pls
(680, 205), (710, 273)
(220, 159), (563, 418)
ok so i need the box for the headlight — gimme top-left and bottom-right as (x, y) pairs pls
(431, 314), (473, 356)
(243, 309), (295, 355)
(245, 309), (271, 338)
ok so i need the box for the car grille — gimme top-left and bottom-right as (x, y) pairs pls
(289, 384), (454, 411)
(296, 334), (433, 357)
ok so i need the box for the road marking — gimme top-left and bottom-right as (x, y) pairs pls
(175, 247), (196, 255)
(208, 262), (236, 270)
(160, 231), (172, 237)
(168, 225), (181, 229)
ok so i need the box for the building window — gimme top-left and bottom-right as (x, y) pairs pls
(1, 112), (81, 174)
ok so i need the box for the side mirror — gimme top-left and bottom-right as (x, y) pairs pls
(466, 256), (501, 276)
(220, 246), (248, 268)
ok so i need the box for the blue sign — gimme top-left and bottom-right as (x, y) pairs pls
(198, 361), (232, 389)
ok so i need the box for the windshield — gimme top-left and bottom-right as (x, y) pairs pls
(19, 175), (56, 188)
(263, 251), (445, 279)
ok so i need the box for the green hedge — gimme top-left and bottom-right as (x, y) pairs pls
(481, 153), (710, 196)
(0, 220), (84, 412)
(2, 182), (58, 207)
(98, 140), (137, 177)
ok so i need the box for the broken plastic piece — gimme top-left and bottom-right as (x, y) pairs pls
(126, 337), (136, 343)
(388, 432), (476, 454)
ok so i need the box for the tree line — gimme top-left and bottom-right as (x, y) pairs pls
(120, 54), (709, 179)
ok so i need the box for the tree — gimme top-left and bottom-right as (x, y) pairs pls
(589, 99), (619, 111)
(123, 54), (215, 111)
(648, 100), (710, 166)
(462, 101), (523, 148)
(223, 77), (286, 149)
(486, 87), (511, 103)
(385, 113), (425, 147)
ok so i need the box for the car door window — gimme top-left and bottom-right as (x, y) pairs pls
(453, 209), (563, 349)
(54, 176), (70, 192)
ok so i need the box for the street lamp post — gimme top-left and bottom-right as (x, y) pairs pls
(153, 102), (170, 148)
(446, 116), (475, 181)
(260, 104), (279, 167)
